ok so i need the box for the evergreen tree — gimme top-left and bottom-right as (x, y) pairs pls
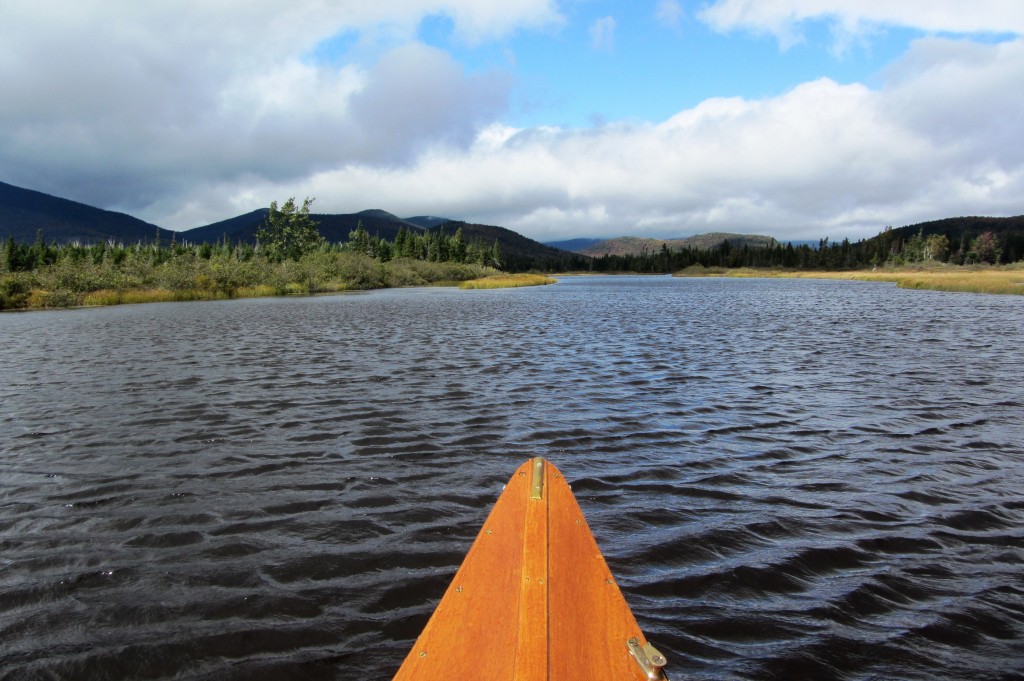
(394, 226), (409, 257)
(450, 227), (467, 263)
(257, 197), (323, 261)
(2, 236), (16, 272)
(348, 220), (370, 256)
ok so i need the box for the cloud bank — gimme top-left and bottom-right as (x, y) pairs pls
(281, 37), (1024, 241)
(1, 1), (1022, 241)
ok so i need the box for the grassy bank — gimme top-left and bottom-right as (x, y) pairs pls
(1, 250), (498, 311)
(458, 273), (558, 290)
(673, 264), (1024, 296)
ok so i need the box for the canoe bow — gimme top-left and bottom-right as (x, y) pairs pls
(393, 457), (669, 680)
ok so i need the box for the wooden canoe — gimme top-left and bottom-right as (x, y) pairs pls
(393, 457), (669, 680)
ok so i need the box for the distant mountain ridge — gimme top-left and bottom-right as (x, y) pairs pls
(544, 237), (603, 252)
(433, 220), (589, 271)
(576, 232), (777, 257)
(404, 216), (451, 230)
(0, 180), (582, 271)
(180, 208), (424, 245)
(3, 179), (1021, 268)
(0, 180), (177, 244)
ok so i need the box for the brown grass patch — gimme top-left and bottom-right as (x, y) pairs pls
(459, 274), (558, 290)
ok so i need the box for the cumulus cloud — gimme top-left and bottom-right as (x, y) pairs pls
(0, 0), (555, 219)
(290, 37), (1024, 241)
(589, 16), (617, 51)
(1, 1), (1022, 242)
(700, 0), (1024, 49)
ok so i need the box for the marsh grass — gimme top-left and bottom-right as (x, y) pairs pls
(459, 274), (558, 289)
(79, 286), (289, 307)
(674, 264), (729, 276)
(675, 265), (1024, 295)
(82, 289), (217, 306)
(1, 250), (498, 310)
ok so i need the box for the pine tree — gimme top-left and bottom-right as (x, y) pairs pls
(450, 227), (467, 263)
(257, 197), (323, 261)
(347, 220), (370, 256)
(2, 236), (16, 272)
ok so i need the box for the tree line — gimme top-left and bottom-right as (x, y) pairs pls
(0, 197), (502, 309)
(2, 197), (502, 275)
(588, 229), (1020, 274)
(345, 223), (501, 268)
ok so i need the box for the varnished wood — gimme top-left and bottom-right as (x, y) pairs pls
(392, 458), (660, 680)
(547, 463), (651, 678)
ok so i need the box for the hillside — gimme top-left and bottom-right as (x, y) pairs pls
(180, 208), (423, 244)
(403, 216), (452, 230)
(579, 232), (777, 257)
(0, 180), (176, 244)
(430, 221), (590, 272)
(6, 178), (1018, 269)
(880, 216), (1024, 263)
(544, 237), (604, 252)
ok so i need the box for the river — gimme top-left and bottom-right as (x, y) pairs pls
(1, 276), (1022, 680)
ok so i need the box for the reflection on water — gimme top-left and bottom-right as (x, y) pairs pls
(1, 277), (1023, 680)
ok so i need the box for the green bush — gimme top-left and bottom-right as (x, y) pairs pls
(0, 273), (35, 309)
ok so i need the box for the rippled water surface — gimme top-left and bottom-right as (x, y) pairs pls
(2, 276), (1023, 680)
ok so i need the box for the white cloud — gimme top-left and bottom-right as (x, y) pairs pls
(285, 37), (1024, 241)
(700, 0), (1024, 49)
(0, 1), (539, 216)
(589, 16), (617, 51)
(1, 1), (1022, 243)
(655, 0), (684, 31)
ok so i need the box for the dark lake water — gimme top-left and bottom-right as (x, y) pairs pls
(2, 276), (1023, 680)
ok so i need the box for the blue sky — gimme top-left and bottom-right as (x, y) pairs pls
(415, 4), (910, 128)
(2, 1), (1023, 241)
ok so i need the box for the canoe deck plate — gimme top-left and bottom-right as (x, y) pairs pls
(627, 636), (669, 680)
(529, 456), (544, 500)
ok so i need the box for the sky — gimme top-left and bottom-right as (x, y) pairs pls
(2, 1), (1023, 242)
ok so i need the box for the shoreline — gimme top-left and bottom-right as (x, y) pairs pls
(1, 273), (558, 313)
(672, 264), (1024, 296)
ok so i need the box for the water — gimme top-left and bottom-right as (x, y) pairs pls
(1, 276), (1022, 680)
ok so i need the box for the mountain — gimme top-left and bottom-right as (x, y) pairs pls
(545, 238), (604, 252)
(0, 180), (577, 269)
(578, 232), (777, 257)
(403, 216), (452, 230)
(176, 209), (267, 244)
(179, 208), (424, 244)
(880, 215), (1024, 262)
(181, 211), (586, 271)
(8, 178), (1018, 267)
(430, 221), (591, 272)
(0, 180), (176, 244)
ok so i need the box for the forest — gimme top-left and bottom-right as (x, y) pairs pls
(589, 226), (1022, 273)
(0, 218), (500, 310)
(3, 199), (1023, 309)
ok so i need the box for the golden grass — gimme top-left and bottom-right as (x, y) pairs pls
(79, 285), (284, 307)
(674, 265), (1024, 295)
(459, 274), (558, 290)
(235, 285), (278, 298)
(80, 289), (227, 306)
